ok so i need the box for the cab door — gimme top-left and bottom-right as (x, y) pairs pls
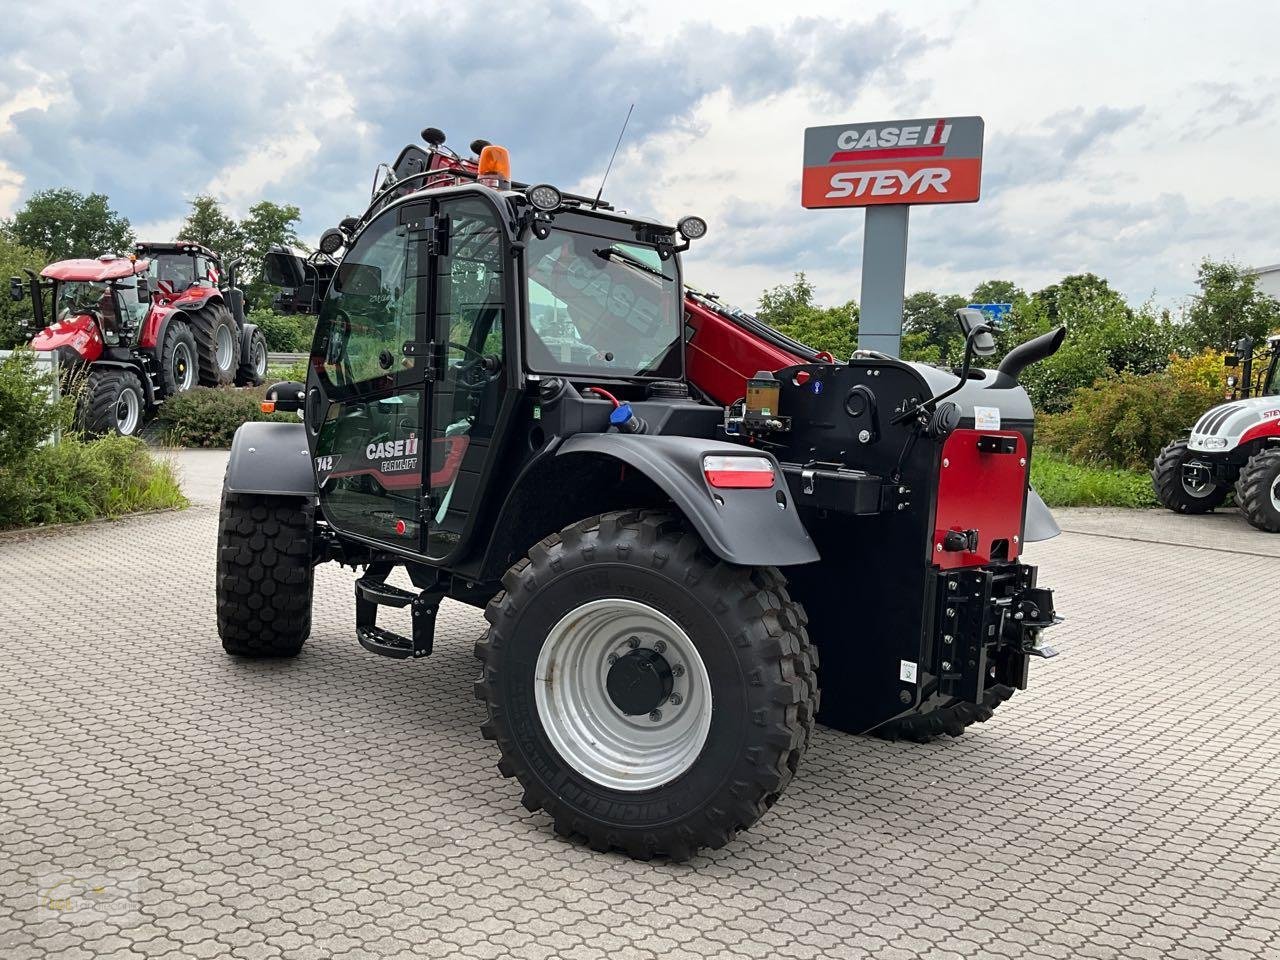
(309, 203), (434, 552)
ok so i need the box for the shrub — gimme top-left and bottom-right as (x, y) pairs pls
(250, 308), (314, 353)
(1037, 351), (1225, 471)
(0, 350), (185, 529)
(158, 385), (294, 447)
(1030, 451), (1156, 508)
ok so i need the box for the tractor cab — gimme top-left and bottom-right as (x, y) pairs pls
(1224, 335), (1280, 400)
(22, 254), (152, 363)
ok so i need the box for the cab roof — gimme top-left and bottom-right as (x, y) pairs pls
(41, 255), (150, 282)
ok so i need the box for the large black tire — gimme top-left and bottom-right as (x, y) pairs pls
(190, 302), (240, 386)
(217, 486), (314, 657)
(1235, 447), (1280, 532)
(235, 326), (268, 387)
(80, 368), (145, 437)
(1152, 439), (1229, 514)
(872, 684), (1015, 743)
(158, 320), (198, 398)
(474, 510), (817, 861)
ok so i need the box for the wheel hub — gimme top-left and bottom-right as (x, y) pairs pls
(606, 647), (674, 716)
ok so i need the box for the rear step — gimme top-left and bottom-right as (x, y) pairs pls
(355, 572), (440, 659)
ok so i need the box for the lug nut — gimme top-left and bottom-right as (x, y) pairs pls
(649, 709), (663, 722)
(942, 661), (952, 671)
(943, 634), (953, 644)
(672, 664), (685, 677)
(669, 693), (682, 705)
(653, 640), (667, 654)
(627, 636), (640, 649)
(607, 653), (618, 665)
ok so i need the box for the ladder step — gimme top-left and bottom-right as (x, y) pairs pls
(357, 626), (420, 659)
(355, 576), (416, 608)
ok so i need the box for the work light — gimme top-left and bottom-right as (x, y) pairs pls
(525, 183), (562, 212)
(318, 228), (345, 256)
(677, 216), (708, 241)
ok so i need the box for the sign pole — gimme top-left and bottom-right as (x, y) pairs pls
(858, 204), (909, 357)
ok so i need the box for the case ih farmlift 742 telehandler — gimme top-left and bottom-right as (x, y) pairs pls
(218, 128), (1066, 860)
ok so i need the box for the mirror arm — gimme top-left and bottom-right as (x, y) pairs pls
(890, 325), (990, 426)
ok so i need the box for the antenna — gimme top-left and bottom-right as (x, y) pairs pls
(592, 104), (634, 210)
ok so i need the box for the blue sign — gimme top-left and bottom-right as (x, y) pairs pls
(968, 303), (1012, 327)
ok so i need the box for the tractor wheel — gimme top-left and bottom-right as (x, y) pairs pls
(216, 484), (314, 657)
(235, 327), (268, 387)
(872, 684), (1016, 744)
(1152, 439), (1229, 514)
(474, 510), (816, 862)
(190, 303), (240, 386)
(158, 320), (198, 397)
(1235, 447), (1280, 532)
(80, 368), (145, 437)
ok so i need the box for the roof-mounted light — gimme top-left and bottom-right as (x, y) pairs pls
(677, 216), (708, 241)
(478, 144), (511, 188)
(525, 183), (562, 212)
(318, 228), (345, 256)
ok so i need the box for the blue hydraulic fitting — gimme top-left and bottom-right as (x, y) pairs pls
(609, 402), (647, 434)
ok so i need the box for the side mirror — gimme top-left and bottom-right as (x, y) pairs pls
(263, 246), (307, 288)
(9, 276), (23, 302)
(955, 307), (997, 357)
(135, 276), (151, 301)
(264, 380), (306, 412)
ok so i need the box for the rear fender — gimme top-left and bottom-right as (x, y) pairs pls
(225, 421), (315, 497)
(1023, 487), (1060, 542)
(556, 434), (819, 567)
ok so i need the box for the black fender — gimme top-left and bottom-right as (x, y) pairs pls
(239, 322), (260, 355)
(557, 434), (819, 567)
(225, 421), (315, 496)
(1024, 486), (1060, 542)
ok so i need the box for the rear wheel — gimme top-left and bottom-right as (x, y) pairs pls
(1235, 447), (1280, 532)
(190, 302), (240, 386)
(80, 368), (145, 437)
(235, 327), (268, 386)
(1152, 439), (1229, 514)
(159, 320), (197, 398)
(872, 684), (1015, 743)
(474, 510), (816, 861)
(217, 486), (314, 656)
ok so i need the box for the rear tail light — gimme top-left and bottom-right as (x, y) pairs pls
(703, 455), (775, 489)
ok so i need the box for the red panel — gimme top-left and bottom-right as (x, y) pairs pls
(801, 157), (982, 208)
(684, 298), (805, 406)
(30, 313), (103, 362)
(41, 257), (149, 282)
(933, 429), (1027, 570)
(1239, 416), (1280, 445)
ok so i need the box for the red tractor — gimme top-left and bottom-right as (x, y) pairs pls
(223, 128), (1065, 859)
(1153, 334), (1280, 530)
(11, 241), (267, 436)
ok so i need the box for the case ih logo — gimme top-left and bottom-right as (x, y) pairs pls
(802, 116), (984, 209)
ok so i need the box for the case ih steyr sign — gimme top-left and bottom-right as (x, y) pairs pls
(801, 116), (985, 208)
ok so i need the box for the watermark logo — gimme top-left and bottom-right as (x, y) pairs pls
(35, 868), (142, 924)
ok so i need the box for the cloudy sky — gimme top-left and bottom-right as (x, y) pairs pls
(1, 0), (1274, 310)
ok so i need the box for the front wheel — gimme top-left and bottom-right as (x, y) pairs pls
(191, 303), (240, 386)
(216, 485), (314, 656)
(81, 368), (145, 437)
(235, 327), (268, 387)
(1152, 439), (1229, 514)
(474, 510), (817, 861)
(1235, 448), (1280, 532)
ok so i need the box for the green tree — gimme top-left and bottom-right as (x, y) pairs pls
(756, 272), (859, 359)
(1183, 258), (1280, 351)
(969, 279), (1024, 307)
(0, 234), (49, 349)
(178, 195), (245, 262)
(1, 188), (134, 261)
(901, 290), (968, 364)
(238, 201), (302, 307)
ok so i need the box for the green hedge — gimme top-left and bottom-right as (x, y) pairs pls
(158, 385), (294, 447)
(1030, 451), (1156, 508)
(249, 308), (315, 353)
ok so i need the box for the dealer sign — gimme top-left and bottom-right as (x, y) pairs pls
(801, 116), (984, 208)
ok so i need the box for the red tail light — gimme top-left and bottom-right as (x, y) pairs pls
(703, 455), (775, 489)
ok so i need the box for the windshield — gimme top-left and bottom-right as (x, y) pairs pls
(525, 228), (681, 379)
(147, 253), (204, 292)
(57, 280), (113, 322)
(1265, 352), (1280, 397)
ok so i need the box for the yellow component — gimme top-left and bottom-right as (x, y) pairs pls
(478, 144), (511, 181)
(260, 401), (276, 414)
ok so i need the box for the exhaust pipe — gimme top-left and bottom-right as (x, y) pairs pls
(993, 325), (1065, 387)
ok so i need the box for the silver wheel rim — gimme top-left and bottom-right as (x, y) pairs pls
(1182, 458), (1214, 497)
(534, 598), (712, 792)
(253, 339), (267, 378)
(216, 325), (233, 371)
(1271, 475), (1280, 512)
(116, 386), (140, 435)
(173, 342), (195, 391)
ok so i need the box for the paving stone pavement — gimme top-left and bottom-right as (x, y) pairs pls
(2, 451), (1278, 960)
